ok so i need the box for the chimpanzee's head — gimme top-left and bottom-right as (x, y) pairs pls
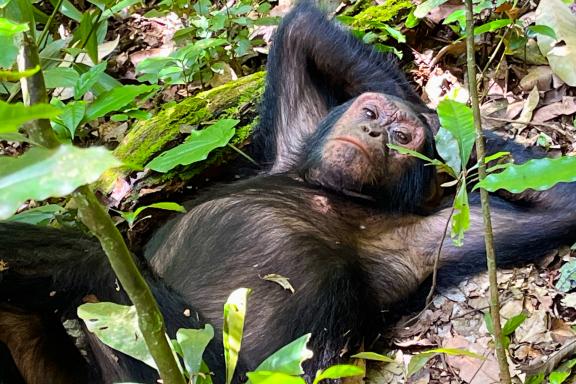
(298, 92), (440, 212)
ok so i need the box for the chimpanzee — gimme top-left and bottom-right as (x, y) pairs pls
(1, 3), (576, 384)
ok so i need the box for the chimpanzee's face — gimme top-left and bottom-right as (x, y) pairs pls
(300, 92), (436, 208)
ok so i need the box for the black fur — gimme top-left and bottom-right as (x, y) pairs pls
(1, 4), (576, 384)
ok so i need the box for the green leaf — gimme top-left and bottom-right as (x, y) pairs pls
(146, 119), (238, 173)
(502, 313), (528, 336)
(484, 151), (510, 164)
(312, 365), (364, 384)
(0, 145), (121, 219)
(527, 25), (557, 40)
(381, 24), (405, 43)
(435, 127), (461, 174)
(535, 0), (576, 86)
(473, 19), (512, 36)
(120, 201), (186, 227)
(0, 101), (61, 133)
(223, 288), (251, 384)
(44, 67), (80, 89)
(246, 372), (306, 384)
(77, 303), (157, 369)
(0, 35), (18, 67)
(59, 101), (86, 138)
(484, 312), (494, 335)
(407, 352), (436, 378)
(407, 348), (482, 378)
(253, 334), (312, 376)
(74, 61), (107, 100)
(387, 143), (435, 163)
(0, 17), (28, 35)
(451, 182), (470, 246)
(176, 325), (214, 382)
(414, 0), (449, 18)
(85, 84), (157, 122)
(549, 371), (571, 384)
(524, 372), (545, 384)
(76, 11), (99, 64)
(437, 100), (475, 170)
(555, 260), (576, 292)
(351, 352), (396, 363)
(0, 65), (39, 81)
(475, 156), (576, 193)
(5, 204), (63, 225)
(443, 9), (466, 30)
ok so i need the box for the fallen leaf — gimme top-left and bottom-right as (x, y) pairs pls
(535, 0), (576, 86)
(513, 87), (540, 131)
(533, 96), (576, 122)
(519, 66), (553, 92)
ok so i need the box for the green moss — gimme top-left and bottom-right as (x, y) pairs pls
(351, 0), (413, 27)
(97, 72), (265, 193)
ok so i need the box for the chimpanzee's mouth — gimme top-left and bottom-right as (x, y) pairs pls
(332, 136), (371, 159)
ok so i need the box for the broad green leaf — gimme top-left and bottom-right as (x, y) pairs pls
(44, 67), (80, 89)
(0, 17), (28, 35)
(0, 101), (61, 133)
(176, 325), (214, 383)
(381, 24), (405, 43)
(475, 156), (576, 193)
(59, 101), (86, 138)
(223, 288), (251, 384)
(451, 182), (470, 246)
(351, 352), (396, 363)
(549, 371), (571, 384)
(555, 260), (576, 292)
(76, 11), (99, 64)
(77, 303), (157, 369)
(55, 0), (82, 21)
(484, 312), (494, 335)
(0, 35), (18, 67)
(74, 61), (107, 99)
(0, 145), (120, 219)
(527, 25), (557, 40)
(121, 201), (186, 227)
(437, 100), (475, 170)
(407, 348), (482, 378)
(407, 352), (436, 378)
(473, 19), (512, 36)
(414, 0), (449, 18)
(443, 9), (466, 30)
(387, 143), (435, 163)
(502, 313), (527, 336)
(246, 372), (305, 384)
(146, 119), (238, 173)
(435, 127), (461, 174)
(525, 373), (545, 384)
(312, 365), (364, 384)
(535, 0), (576, 86)
(0, 65), (39, 81)
(5, 204), (63, 225)
(85, 84), (157, 122)
(253, 334), (312, 376)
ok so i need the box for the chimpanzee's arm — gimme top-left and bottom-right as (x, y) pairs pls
(254, 2), (424, 172)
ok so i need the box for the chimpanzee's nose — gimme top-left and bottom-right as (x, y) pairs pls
(361, 125), (384, 138)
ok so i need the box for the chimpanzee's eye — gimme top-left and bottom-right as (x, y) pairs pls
(363, 107), (377, 120)
(393, 130), (411, 145)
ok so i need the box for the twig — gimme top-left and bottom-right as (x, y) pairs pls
(465, 1), (512, 383)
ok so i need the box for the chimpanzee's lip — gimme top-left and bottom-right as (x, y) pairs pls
(332, 136), (371, 159)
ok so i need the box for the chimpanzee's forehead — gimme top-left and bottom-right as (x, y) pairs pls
(353, 92), (421, 117)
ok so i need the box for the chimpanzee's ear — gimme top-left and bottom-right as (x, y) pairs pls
(421, 112), (440, 134)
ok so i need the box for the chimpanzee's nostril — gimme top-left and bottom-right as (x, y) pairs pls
(361, 126), (370, 133)
(368, 131), (381, 138)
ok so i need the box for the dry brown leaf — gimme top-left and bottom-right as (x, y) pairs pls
(533, 96), (576, 122)
(513, 87), (540, 131)
(444, 336), (500, 384)
(515, 310), (549, 343)
(519, 66), (553, 92)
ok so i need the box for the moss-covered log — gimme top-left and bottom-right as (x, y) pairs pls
(97, 72), (265, 201)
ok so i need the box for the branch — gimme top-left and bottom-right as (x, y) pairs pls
(464, 1), (511, 383)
